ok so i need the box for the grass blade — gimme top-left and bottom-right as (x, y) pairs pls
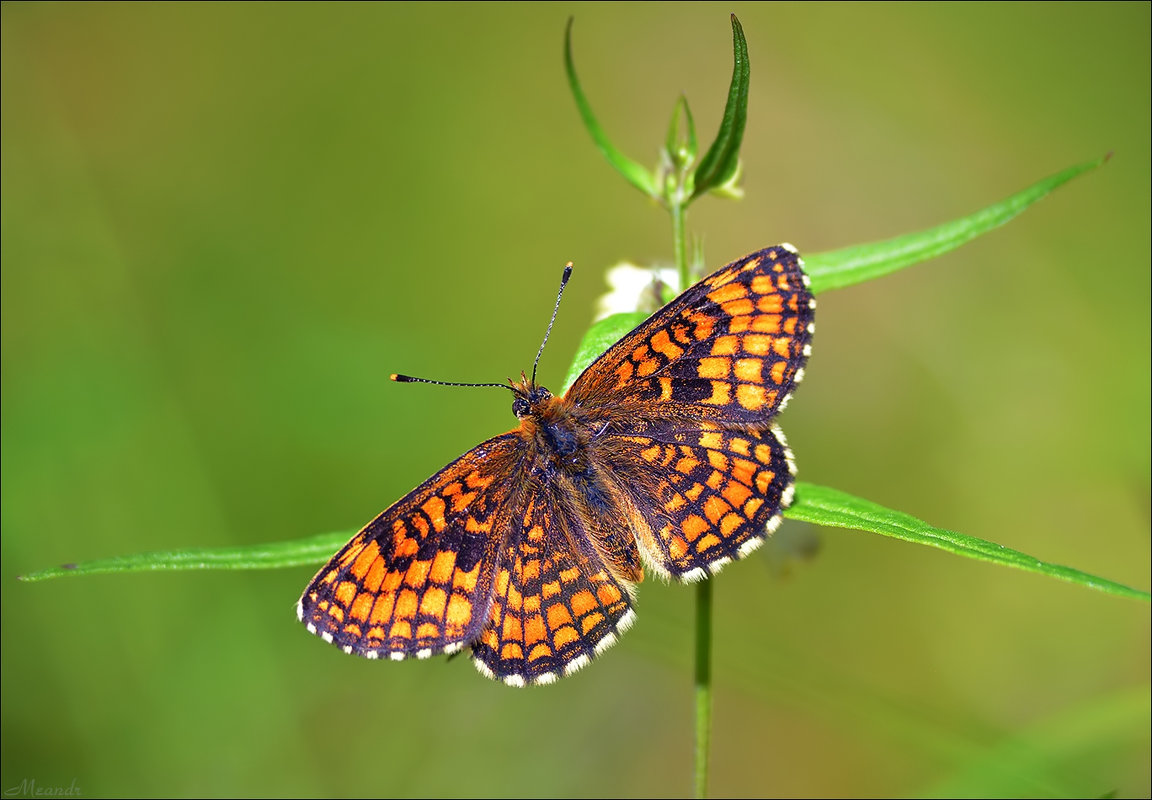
(786, 482), (1149, 602)
(805, 154), (1110, 295)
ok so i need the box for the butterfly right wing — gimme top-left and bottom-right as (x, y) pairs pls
(567, 245), (815, 432)
(298, 432), (523, 661)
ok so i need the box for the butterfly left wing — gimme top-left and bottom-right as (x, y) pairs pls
(298, 432), (522, 661)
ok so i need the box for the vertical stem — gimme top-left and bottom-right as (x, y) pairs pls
(694, 578), (713, 799)
(671, 197), (712, 799)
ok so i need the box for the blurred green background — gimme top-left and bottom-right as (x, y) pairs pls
(3, 3), (1148, 797)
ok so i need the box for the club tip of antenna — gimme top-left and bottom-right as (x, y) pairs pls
(390, 373), (408, 382)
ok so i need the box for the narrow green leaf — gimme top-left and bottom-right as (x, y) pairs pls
(18, 531), (350, 582)
(564, 18), (657, 197)
(786, 482), (1150, 603)
(691, 14), (750, 200)
(560, 311), (648, 394)
(805, 154), (1110, 295)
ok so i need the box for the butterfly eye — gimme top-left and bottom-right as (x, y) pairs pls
(512, 397), (531, 418)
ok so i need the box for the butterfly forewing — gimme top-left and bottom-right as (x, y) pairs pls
(567, 245), (814, 431)
(298, 433), (522, 660)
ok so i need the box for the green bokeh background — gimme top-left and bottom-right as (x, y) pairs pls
(3, 3), (1149, 797)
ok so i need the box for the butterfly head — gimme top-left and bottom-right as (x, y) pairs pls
(509, 374), (553, 419)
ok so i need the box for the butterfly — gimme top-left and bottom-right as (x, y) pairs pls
(298, 244), (815, 686)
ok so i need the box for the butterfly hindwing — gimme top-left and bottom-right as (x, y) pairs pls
(298, 433), (522, 660)
(471, 491), (636, 686)
(606, 424), (797, 581)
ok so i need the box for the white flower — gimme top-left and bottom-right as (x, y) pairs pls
(594, 262), (682, 321)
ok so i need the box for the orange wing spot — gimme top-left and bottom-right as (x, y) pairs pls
(750, 274), (777, 295)
(501, 614), (523, 640)
(342, 622), (363, 637)
(364, 557), (387, 593)
(706, 469), (725, 490)
(699, 430), (724, 449)
(723, 480), (752, 508)
(756, 293), (785, 313)
(722, 298), (755, 317)
(335, 580), (358, 606)
(394, 532), (419, 558)
(370, 594), (395, 625)
(449, 490), (477, 512)
(560, 566), (581, 584)
(366, 626), (386, 642)
(731, 458), (757, 488)
(650, 328), (684, 360)
(553, 625), (579, 648)
(737, 382), (766, 410)
(641, 445), (662, 462)
(631, 344), (651, 363)
(528, 643), (554, 663)
(698, 357), (731, 379)
(388, 619), (412, 640)
(675, 455), (701, 474)
(615, 361), (634, 386)
(526, 524), (546, 543)
(742, 334), (772, 356)
(419, 586), (447, 617)
(420, 496), (447, 532)
(464, 515), (492, 534)
(744, 497), (764, 518)
(703, 494), (730, 524)
(394, 589), (420, 621)
(409, 514), (430, 539)
(581, 611), (605, 634)
(729, 436), (751, 456)
(707, 449), (730, 470)
(658, 376), (673, 401)
(682, 514), (710, 542)
(405, 559), (431, 588)
(453, 562), (480, 593)
(729, 316), (750, 333)
(637, 358), (659, 377)
(521, 559), (541, 583)
(708, 282), (748, 304)
(696, 533), (722, 552)
(570, 589), (598, 617)
(685, 482), (705, 502)
(734, 358), (762, 383)
(704, 381), (731, 405)
(755, 443), (773, 462)
(319, 569), (337, 587)
(524, 614), (548, 645)
(446, 594), (472, 629)
(506, 581), (524, 611)
(753, 314), (784, 333)
(326, 604), (345, 623)
(596, 583), (622, 606)
(542, 580), (562, 599)
(756, 469), (775, 494)
(350, 592), (375, 622)
(711, 334), (739, 356)
(665, 493), (687, 512)
(494, 567), (510, 596)
(770, 361), (788, 384)
(773, 336), (792, 358)
(417, 622), (440, 639)
(429, 550), (455, 584)
(523, 594), (541, 613)
(479, 626), (499, 648)
(547, 603), (574, 630)
(668, 533), (689, 560)
(350, 542), (379, 579)
(783, 317), (798, 334)
(500, 642), (524, 661)
(720, 512), (744, 536)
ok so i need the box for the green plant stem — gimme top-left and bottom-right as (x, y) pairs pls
(672, 200), (689, 290)
(694, 578), (713, 799)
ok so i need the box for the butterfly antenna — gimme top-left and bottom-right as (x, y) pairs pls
(390, 374), (514, 392)
(531, 262), (574, 385)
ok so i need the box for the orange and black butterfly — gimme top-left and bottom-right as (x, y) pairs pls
(299, 245), (815, 685)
